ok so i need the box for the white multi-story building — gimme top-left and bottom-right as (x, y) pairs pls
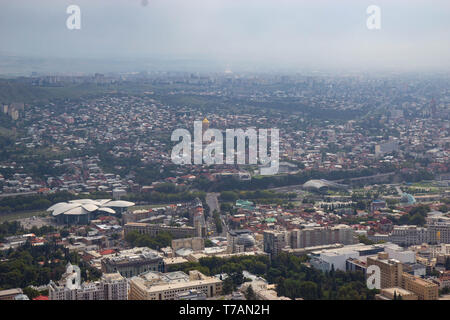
(428, 218), (450, 244)
(371, 220), (450, 247)
(384, 243), (416, 264)
(389, 226), (429, 246)
(370, 225), (429, 246)
(310, 248), (359, 272)
(48, 263), (127, 300)
(102, 272), (128, 300)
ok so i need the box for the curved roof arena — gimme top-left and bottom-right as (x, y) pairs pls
(47, 199), (135, 216)
(303, 179), (348, 191)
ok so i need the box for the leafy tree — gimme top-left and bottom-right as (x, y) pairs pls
(213, 210), (223, 234)
(220, 191), (239, 202)
(410, 213), (426, 226)
(245, 285), (257, 300)
(0, 243), (76, 289)
(230, 271), (244, 287)
(125, 231), (173, 250)
(222, 277), (233, 294)
(154, 183), (178, 194)
(409, 205), (430, 217)
(299, 281), (319, 300)
(204, 239), (214, 247)
(445, 257), (450, 271)
(358, 235), (375, 245)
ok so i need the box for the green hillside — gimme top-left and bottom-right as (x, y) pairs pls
(0, 80), (53, 104)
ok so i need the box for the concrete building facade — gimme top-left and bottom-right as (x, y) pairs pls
(128, 270), (222, 300)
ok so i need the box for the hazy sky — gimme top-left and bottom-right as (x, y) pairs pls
(0, 0), (449, 73)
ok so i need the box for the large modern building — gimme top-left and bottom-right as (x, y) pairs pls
(263, 230), (288, 258)
(369, 218), (450, 246)
(128, 270), (222, 300)
(302, 179), (348, 193)
(367, 253), (404, 289)
(290, 225), (357, 249)
(428, 218), (450, 244)
(227, 229), (256, 253)
(124, 222), (197, 239)
(309, 243), (386, 272)
(383, 243), (416, 263)
(101, 247), (165, 278)
(47, 199), (135, 224)
(366, 253), (439, 300)
(388, 225), (429, 246)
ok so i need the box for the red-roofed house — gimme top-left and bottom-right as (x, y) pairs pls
(100, 249), (116, 256)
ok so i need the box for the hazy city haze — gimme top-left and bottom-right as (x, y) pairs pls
(0, 0), (449, 73)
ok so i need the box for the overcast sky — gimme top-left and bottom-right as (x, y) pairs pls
(0, 0), (449, 73)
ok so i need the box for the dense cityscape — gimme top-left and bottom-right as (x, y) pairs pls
(0, 71), (449, 301)
(0, 0), (449, 308)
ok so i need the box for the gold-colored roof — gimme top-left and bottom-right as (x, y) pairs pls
(202, 117), (209, 123)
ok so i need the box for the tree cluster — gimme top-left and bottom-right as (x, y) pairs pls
(0, 242), (99, 290)
(124, 231), (173, 250)
(166, 253), (378, 300)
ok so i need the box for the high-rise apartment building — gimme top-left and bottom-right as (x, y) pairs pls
(290, 225), (356, 249)
(263, 230), (287, 258)
(366, 253), (403, 289)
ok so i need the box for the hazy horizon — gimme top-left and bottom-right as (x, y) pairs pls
(1, 0), (450, 74)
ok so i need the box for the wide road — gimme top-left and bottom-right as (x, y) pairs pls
(206, 192), (228, 237)
(269, 172), (397, 193)
(0, 191), (38, 198)
(206, 192), (220, 214)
